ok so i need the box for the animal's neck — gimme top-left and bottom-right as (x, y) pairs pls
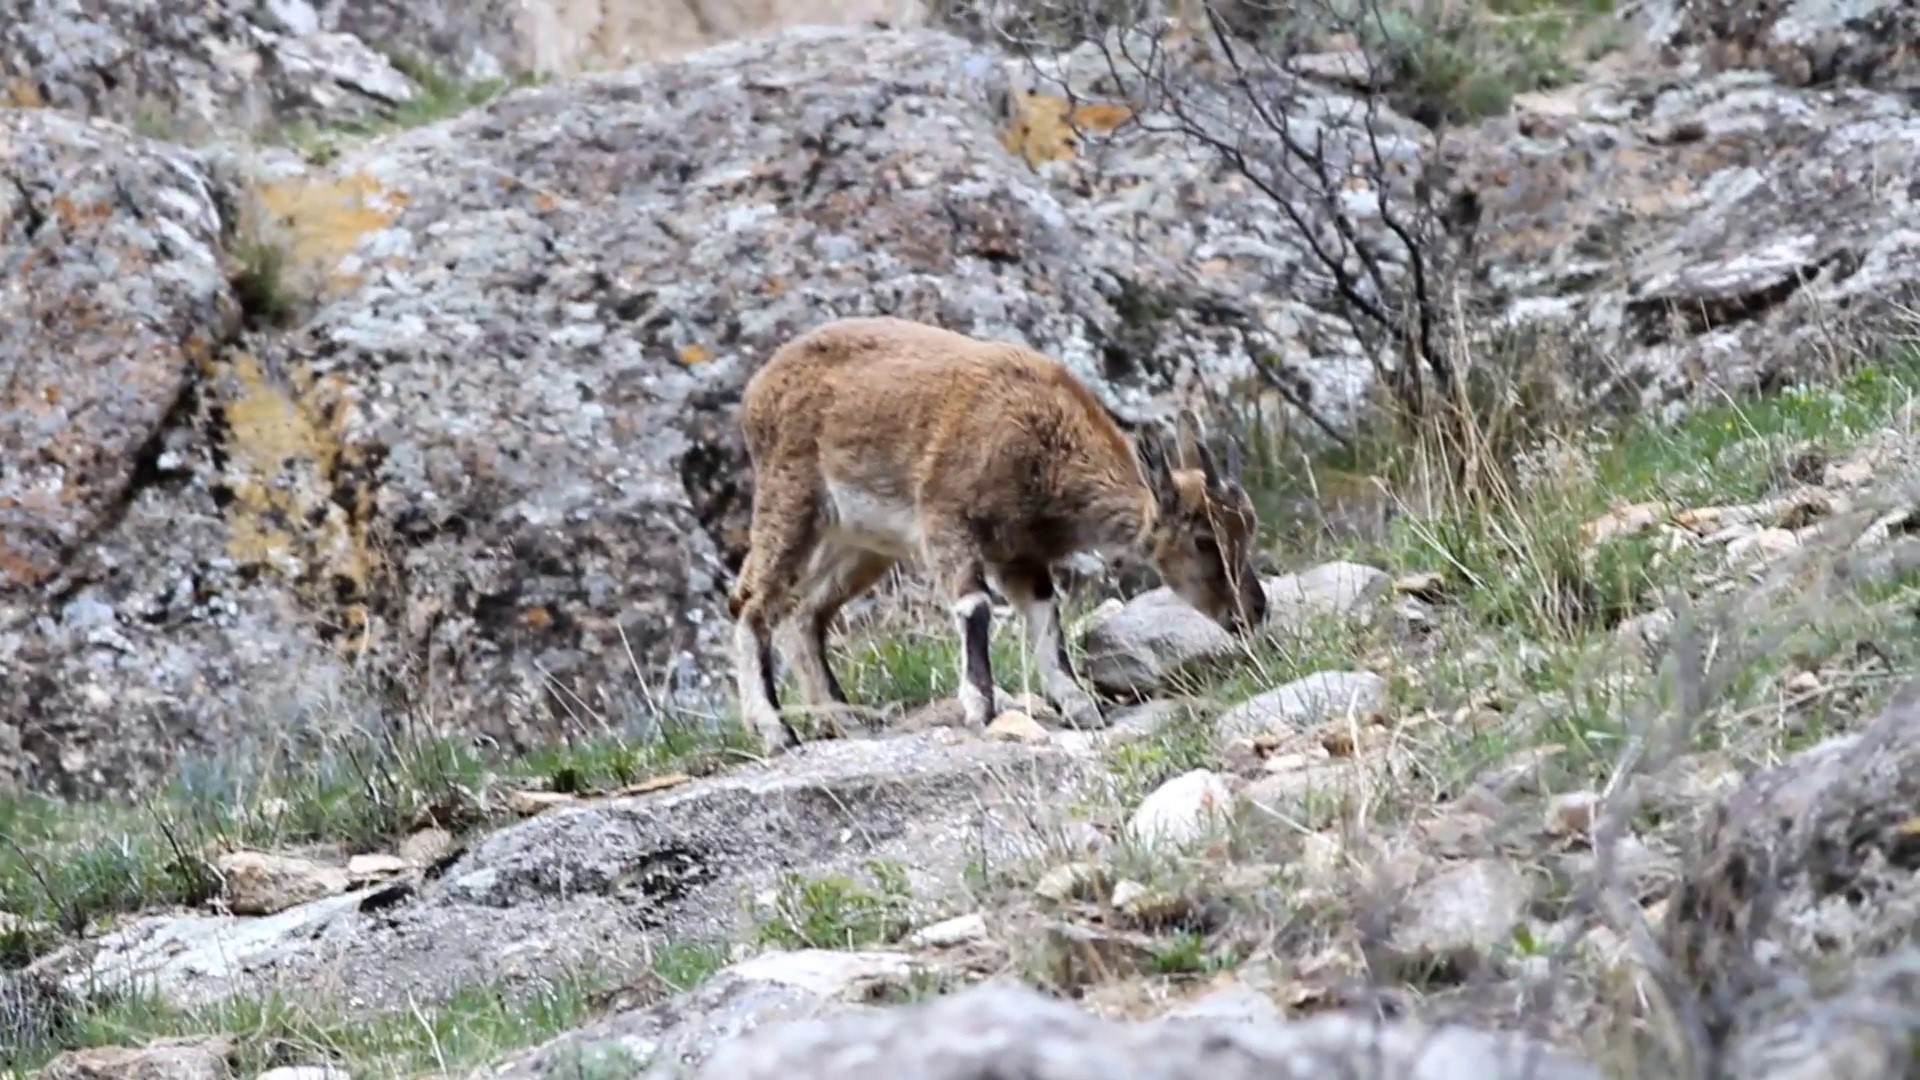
(1082, 482), (1157, 559)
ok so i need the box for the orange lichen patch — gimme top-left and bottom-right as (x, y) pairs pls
(49, 195), (113, 228)
(206, 349), (377, 649)
(533, 191), (561, 213)
(678, 343), (712, 366)
(0, 538), (53, 591)
(1000, 92), (1136, 166)
(248, 170), (406, 297)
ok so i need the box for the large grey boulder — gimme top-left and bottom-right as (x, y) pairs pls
(670, 979), (1605, 1080)
(39, 732), (1087, 1011)
(0, 107), (348, 793)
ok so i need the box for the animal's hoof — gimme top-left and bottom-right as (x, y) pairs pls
(750, 710), (799, 756)
(1061, 701), (1109, 731)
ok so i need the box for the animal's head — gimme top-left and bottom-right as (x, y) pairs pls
(1138, 410), (1266, 636)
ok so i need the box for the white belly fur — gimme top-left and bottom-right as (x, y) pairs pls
(823, 480), (922, 558)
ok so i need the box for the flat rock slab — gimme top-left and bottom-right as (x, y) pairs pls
(674, 979), (1605, 1079)
(39, 733), (1088, 1012)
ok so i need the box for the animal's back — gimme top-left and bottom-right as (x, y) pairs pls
(740, 316), (1122, 467)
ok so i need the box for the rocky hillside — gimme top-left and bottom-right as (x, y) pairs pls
(3, 0), (1920, 1077)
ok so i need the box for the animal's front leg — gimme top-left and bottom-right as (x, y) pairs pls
(928, 534), (998, 730)
(1003, 562), (1105, 730)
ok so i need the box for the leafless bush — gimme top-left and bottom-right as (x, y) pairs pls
(976, 0), (1508, 461)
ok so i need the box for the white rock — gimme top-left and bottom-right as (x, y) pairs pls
(907, 913), (988, 949)
(1126, 769), (1235, 850)
(1263, 561), (1391, 626)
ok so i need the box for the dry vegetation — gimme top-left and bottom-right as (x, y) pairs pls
(6, 1), (1920, 1077)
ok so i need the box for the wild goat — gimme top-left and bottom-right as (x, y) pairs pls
(726, 316), (1267, 754)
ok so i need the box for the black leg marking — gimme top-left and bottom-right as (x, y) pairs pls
(962, 597), (996, 713)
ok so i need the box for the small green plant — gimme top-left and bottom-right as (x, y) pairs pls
(647, 941), (729, 993)
(751, 861), (915, 951)
(0, 972), (604, 1075)
(1098, 707), (1221, 812)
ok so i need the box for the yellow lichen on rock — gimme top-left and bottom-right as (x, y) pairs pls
(206, 349), (377, 647)
(247, 170), (406, 299)
(3, 78), (44, 107)
(1000, 92), (1135, 166)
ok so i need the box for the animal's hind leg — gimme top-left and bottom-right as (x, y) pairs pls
(779, 546), (893, 733)
(730, 471), (824, 755)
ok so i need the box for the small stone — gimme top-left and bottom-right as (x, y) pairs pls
(1393, 571), (1447, 602)
(907, 913), (988, 948)
(345, 854), (410, 882)
(1035, 861), (1108, 903)
(1043, 922), (1156, 989)
(1216, 671), (1388, 740)
(1615, 609), (1674, 667)
(1263, 561), (1390, 625)
(1546, 791), (1601, 838)
(1581, 502), (1670, 546)
(255, 1068), (353, 1080)
(1785, 670), (1822, 695)
(506, 789), (578, 816)
(1102, 700), (1184, 745)
(985, 710), (1050, 744)
(1108, 879), (1149, 911)
(1383, 859), (1530, 976)
(1081, 588), (1234, 695)
(1318, 724), (1358, 758)
(396, 827), (454, 867)
(1126, 769), (1235, 850)
(1110, 881), (1190, 928)
(38, 1036), (234, 1080)
(216, 852), (350, 916)
(1161, 978), (1282, 1023)
(1726, 527), (1800, 562)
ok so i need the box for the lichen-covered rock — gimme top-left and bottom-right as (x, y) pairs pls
(1663, 0), (1920, 90)
(0, 108), (237, 590)
(1456, 66), (1920, 408)
(0, 108), (351, 794)
(0, 0), (418, 135)
(673, 979), (1605, 1080)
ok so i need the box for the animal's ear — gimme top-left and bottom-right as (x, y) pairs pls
(1222, 430), (1246, 486)
(1137, 423), (1181, 514)
(1173, 408), (1222, 487)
